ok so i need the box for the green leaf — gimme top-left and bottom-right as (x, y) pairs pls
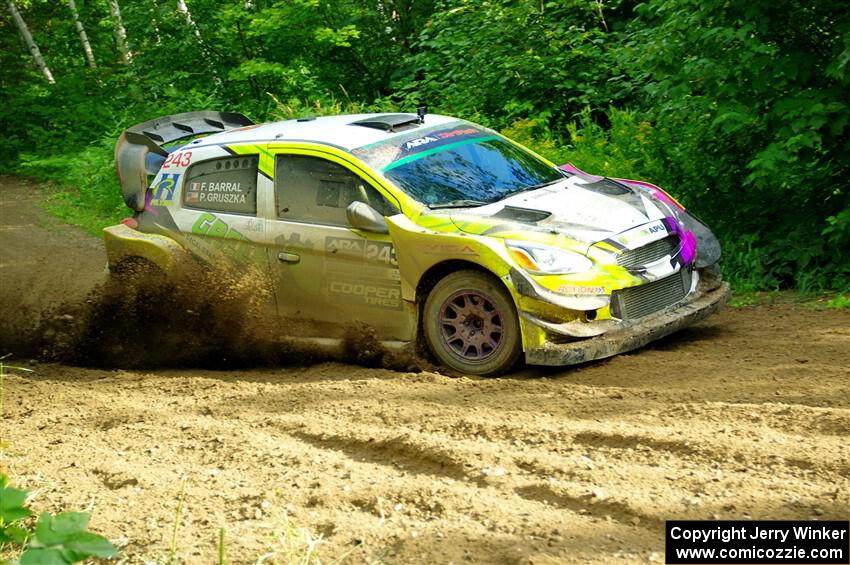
(19, 547), (70, 565)
(34, 512), (90, 547)
(1, 524), (31, 544)
(63, 531), (119, 558)
(0, 486), (34, 524)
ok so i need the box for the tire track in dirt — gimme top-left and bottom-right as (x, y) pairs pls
(288, 430), (484, 486)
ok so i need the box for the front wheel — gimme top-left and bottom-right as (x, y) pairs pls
(423, 270), (522, 377)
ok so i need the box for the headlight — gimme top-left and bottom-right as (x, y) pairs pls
(506, 241), (593, 275)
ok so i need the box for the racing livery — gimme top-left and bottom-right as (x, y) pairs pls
(106, 110), (730, 376)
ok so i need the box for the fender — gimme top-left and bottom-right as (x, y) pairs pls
(386, 214), (517, 303)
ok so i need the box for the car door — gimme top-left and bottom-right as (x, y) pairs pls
(164, 150), (270, 271)
(265, 150), (414, 341)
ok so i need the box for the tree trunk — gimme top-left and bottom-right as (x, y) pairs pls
(107, 0), (132, 64)
(176, 0), (202, 41)
(177, 0), (222, 85)
(67, 0), (97, 68)
(6, 0), (55, 83)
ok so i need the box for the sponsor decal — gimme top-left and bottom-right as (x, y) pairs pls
(276, 232), (315, 249)
(324, 236), (401, 309)
(402, 127), (480, 152)
(557, 285), (605, 295)
(150, 173), (180, 206)
(191, 212), (247, 241)
(351, 123), (489, 169)
(420, 243), (478, 256)
(189, 212), (260, 262)
(162, 151), (193, 169)
(616, 220), (668, 248)
(325, 237), (398, 266)
(245, 218), (265, 233)
(329, 281), (402, 309)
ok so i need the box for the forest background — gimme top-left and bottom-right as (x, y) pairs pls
(2, 0), (848, 293)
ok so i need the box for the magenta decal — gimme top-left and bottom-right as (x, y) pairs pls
(664, 216), (697, 264)
(144, 190), (159, 216)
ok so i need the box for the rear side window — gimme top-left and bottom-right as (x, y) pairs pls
(183, 155), (259, 215)
(275, 155), (396, 226)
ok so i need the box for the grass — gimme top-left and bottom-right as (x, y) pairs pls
(252, 512), (362, 565)
(17, 140), (127, 236)
(730, 290), (850, 310)
(168, 476), (189, 564)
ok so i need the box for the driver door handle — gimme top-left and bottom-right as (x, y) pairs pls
(278, 252), (300, 264)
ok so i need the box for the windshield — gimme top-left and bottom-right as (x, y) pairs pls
(383, 137), (564, 207)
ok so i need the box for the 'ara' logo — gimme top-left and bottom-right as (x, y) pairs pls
(404, 136), (438, 151)
(326, 237), (364, 256)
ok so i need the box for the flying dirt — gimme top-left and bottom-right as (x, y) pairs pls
(1, 177), (848, 564)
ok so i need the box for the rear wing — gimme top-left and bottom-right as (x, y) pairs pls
(115, 111), (255, 210)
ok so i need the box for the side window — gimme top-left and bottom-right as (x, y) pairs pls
(183, 155), (258, 215)
(275, 155), (397, 226)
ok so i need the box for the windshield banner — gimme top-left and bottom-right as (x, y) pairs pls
(351, 122), (491, 170)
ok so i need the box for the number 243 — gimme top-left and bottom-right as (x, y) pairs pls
(163, 151), (192, 169)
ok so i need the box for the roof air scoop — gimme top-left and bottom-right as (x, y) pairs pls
(349, 114), (421, 133)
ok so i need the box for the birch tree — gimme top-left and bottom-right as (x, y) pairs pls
(67, 0), (97, 68)
(176, 0), (222, 85)
(107, 0), (132, 64)
(6, 0), (55, 83)
(176, 0), (202, 42)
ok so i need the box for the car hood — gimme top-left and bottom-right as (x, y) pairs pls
(441, 176), (676, 251)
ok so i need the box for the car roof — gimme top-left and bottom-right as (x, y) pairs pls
(194, 113), (463, 152)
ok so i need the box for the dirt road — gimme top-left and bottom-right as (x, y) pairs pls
(1, 177), (848, 564)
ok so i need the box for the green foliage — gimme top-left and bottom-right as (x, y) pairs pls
(17, 137), (125, 235)
(1, 478), (34, 545)
(1, 0), (847, 291)
(0, 475), (118, 564)
(614, 0), (850, 291)
(824, 294), (850, 309)
(396, 0), (624, 123)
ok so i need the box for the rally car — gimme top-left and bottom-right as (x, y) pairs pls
(106, 110), (730, 376)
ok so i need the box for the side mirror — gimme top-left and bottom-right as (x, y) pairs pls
(346, 201), (389, 234)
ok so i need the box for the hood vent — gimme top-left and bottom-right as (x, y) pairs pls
(491, 205), (552, 223)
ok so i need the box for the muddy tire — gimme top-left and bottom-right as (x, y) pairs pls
(423, 270), (522, 377)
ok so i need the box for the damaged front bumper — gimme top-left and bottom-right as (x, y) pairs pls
(514, 270), (730, 366)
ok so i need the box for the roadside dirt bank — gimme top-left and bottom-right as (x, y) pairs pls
(1, 176), (848, 564)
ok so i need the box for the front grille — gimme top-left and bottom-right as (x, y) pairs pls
(610, 269), (692, 320)
(617, 235), (679, 269)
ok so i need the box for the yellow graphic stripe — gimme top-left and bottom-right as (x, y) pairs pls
(227, 143), (275, 179)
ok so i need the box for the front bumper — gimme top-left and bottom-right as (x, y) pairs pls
(523, 278), (731, 366)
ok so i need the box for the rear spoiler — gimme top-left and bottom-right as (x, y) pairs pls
(115, 111), (255, 210)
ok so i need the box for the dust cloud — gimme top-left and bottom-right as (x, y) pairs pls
(2, 262), (420, 371)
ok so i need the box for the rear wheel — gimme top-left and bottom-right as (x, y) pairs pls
(423, 270), (522, 377)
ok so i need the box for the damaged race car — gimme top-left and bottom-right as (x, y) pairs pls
(106, 109), (730, 376)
